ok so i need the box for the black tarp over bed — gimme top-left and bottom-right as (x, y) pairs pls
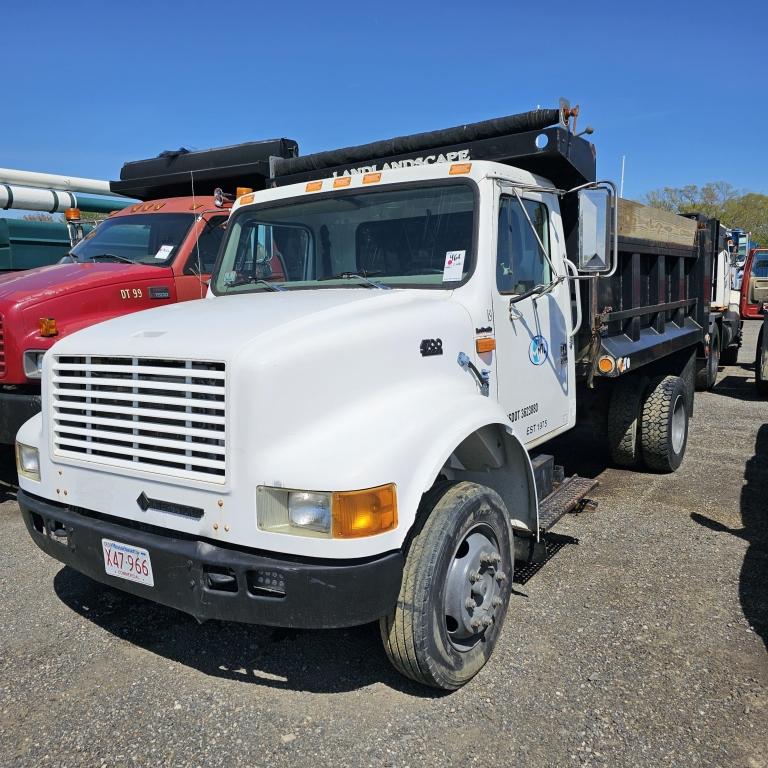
(270, 108), (596, 190)
(110, 139), (299, 201)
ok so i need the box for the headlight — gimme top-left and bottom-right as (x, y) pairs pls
(257, 484), (397, 539)
(288, 491), (332, 533)
(15, 442), (40, 481)
(23, 350), (46, 379)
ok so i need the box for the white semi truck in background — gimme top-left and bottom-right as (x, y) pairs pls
(16, 104), (722, 689)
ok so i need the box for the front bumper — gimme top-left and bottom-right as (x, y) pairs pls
(18, 489), (403, 629)
(0, 391), (41, 444)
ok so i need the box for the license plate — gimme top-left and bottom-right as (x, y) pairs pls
(102, 538), (154, 587)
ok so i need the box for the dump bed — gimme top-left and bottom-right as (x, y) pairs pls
(575, 201), (712, 381)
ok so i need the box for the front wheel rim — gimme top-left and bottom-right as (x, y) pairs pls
(443, 524), (505, 650)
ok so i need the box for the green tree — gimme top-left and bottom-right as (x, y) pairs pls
(643, 182), (767, 245)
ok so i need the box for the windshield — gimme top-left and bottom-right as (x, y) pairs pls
(70, 213), (195, 265)
(212, 182), (475, 293)
(752, 255), (768, 278)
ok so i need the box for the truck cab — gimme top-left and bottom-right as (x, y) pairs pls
(740, 247), (768, 319)
(15, 106), (711, 690)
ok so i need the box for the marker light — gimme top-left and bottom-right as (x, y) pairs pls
(363, 173), (382, 184)
(597, 355), (615, 374)
(305, 181), (323, 192)
(333, 176), (352, 188)
(16, 442), (40, 482)
(476, 337), (496, 353)
(39, 317), (58, 337)
(239, 193), (255, 206)
(332, 484), (397, 539)
(64, 208), (81, 221)
(449, 163), (472, 175)
(236, 187), (253, 197)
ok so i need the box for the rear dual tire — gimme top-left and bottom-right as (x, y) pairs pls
(640, 375), (689, 472)
(607, 373), (689, 473)
(696, 326), (720, 391)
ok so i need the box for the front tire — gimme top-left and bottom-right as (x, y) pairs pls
(756, 326), (768, 396)
(380, 482), (513, 690)
(640, 375), (689, 472)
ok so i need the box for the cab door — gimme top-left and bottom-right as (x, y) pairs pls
(747, 251), (768, 311)
(174, 214), (229, 301)
(490, 187), (572, 447)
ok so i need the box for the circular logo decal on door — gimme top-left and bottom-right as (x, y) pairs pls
(529, 335), (549, 365)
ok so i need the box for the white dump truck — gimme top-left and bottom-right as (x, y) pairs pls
(691, 218), (743, 388)
(16, 104), (718, 689)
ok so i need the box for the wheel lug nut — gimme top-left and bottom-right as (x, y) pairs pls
(469, 570), (481, 583)
(491, 596), (503, 608)
(495, 570), (507, 583)
(482, 616), (493, 627)
(465, 598), (477, 611)
(470, 618), (482, 630)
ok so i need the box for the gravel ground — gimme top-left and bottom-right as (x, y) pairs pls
(1, 323), (766, 768)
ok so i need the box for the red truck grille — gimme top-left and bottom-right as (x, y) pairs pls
(0, 315), (5, 376)
(50, 355), (226, 483)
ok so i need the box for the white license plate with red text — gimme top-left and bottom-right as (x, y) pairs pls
(102, 539), (154, 587)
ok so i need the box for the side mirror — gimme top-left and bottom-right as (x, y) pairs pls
(578, 188), (611, 272)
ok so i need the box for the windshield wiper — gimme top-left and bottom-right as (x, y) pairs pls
(224, 277), (286, 292)
(319, 271), (391, 289)
(89, 253), (135, 264)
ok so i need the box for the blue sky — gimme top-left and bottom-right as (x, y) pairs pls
(1, 0), (766, 209)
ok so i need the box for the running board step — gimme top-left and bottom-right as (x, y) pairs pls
(538, 475), (599, 533)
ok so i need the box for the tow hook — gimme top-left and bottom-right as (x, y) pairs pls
(457, 352), (490, 396)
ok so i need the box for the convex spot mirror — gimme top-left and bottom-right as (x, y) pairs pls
(578, 188), (611, 272)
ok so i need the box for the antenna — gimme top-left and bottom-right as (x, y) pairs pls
(189, 170), (205, 299)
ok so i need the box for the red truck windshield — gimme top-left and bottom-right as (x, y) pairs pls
(70, 213), (195, 265)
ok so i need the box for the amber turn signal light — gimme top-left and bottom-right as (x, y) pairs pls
(332, 484), (397, 538)
(476, 337), (496, 353)
(64, 208), (81, 221)
(239, 193), (255, 206)
(236, 187), (253, 197)
(449, 163), (472, 175)
(597, 355), (615, 373)
(39, 317), (58, 337)
(305, 181), (323, 192)
(333, 176), (352, 188)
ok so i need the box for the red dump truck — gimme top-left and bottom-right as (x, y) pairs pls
(0, 139), (298, 442)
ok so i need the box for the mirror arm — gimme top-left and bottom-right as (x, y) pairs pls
(510, 187), (560, 279)
(563, 258), (583, 338)
(599, 180), (619, 278)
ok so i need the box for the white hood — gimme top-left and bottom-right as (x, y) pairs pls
(49, 288), (449, 362)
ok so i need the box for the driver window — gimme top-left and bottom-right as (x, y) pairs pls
(497, 196), (550, 294)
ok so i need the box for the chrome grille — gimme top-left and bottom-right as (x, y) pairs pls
(51, 355), (226, 483)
